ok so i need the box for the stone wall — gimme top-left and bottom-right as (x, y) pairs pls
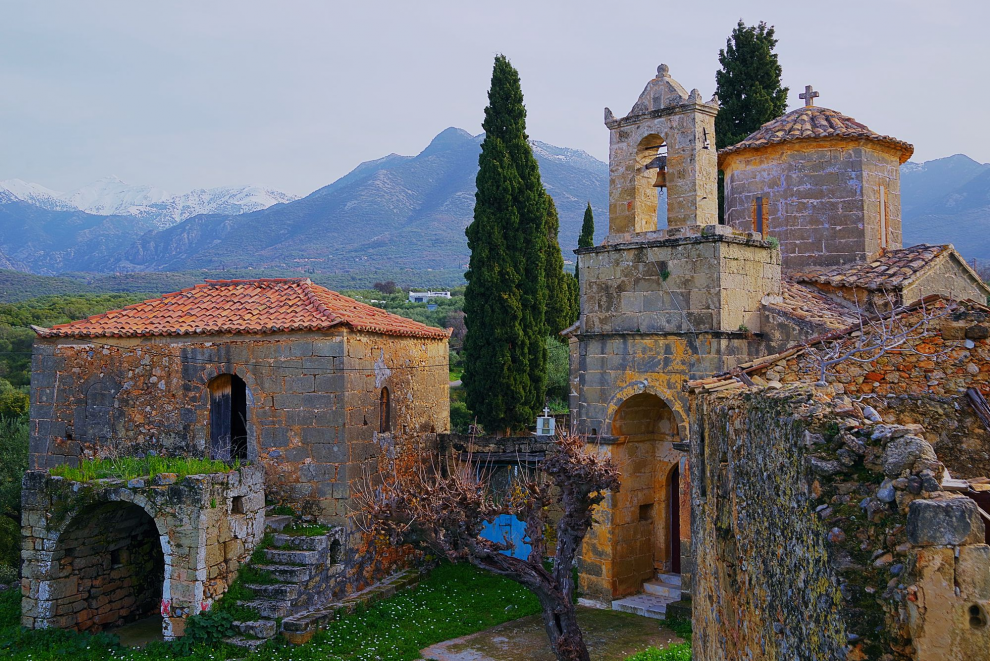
(902, 255), (990, 307)
(691, 385), (990, 660)
(29, 329), (448, 522)
(21, 465), (264, 638)
(723, 139), (904, 271)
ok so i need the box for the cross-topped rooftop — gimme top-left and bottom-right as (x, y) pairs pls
(799, 85), (820, 107)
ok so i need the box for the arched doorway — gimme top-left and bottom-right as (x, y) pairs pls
(209, 373), (248, 461)
(49, 502), (165, 633)
(610, 392), (683, 594)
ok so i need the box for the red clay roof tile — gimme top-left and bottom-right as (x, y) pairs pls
(718, 106), (914, 165)
(793, 245), (949, 291)
(36, 278), (450, 340)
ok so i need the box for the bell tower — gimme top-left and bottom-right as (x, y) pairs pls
(572, 65), (781, 605)
(605, 64), (719, 237)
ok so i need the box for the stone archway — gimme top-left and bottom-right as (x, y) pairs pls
(46, 501), (166, 633)
(608, 392), (684, 595)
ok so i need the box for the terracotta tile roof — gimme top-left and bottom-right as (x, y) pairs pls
(718, 106), (914, 165)
(793, 244), (950, 291)
(36, 278), (450, 340)
(764, 280), (860, 331)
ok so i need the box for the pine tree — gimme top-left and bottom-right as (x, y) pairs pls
(714, 20), (789, 150)
(463, 55), (548, 433)
(544, 194), (577, 337)
(578, 203), (595, 249)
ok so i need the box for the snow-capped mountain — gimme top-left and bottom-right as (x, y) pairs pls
(68, 176), (170, 216)
(0, 177), (298, 227)
(129, 186), (298, 226)
(0, 179), (77, 211)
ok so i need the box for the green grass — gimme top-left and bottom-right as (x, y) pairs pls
(49, 456), (238, 483)
(280, 523), (330, 537)
(0, 562), (542, 660)
(624, 643), (692, 661)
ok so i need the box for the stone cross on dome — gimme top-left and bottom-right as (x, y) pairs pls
(799, 85), (820, 107)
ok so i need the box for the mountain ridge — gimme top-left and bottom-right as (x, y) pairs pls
(1, 134), (989, 281)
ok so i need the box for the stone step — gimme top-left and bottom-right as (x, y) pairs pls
(281, 569), (421, 645)
(245, 582), (301, 601)
(263, 548), (323, 566)
(254, 563), (313, 583)
(265, 515), (294, 532)
(272, 533), (329, 552)
(643, 580), (680, 599)
(657, 573), (682, 586)
(611, 593), (671, 620)
(232, 619), (278, 639)
(236, 598), (292, 619)
(224, 635), (268, 651)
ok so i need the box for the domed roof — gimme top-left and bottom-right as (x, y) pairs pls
(718, 106), (914, 166)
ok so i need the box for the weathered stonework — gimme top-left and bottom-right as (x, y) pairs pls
(29, 329), (448, 524)
(605, 64), (719, 235)
(20, 465), (264, 639)
(25, 280), (451, 637)
(690, 386), (990, 661)
(723, 140), (905, 270)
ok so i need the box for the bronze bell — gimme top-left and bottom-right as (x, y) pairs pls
(653, 168), (667, 189)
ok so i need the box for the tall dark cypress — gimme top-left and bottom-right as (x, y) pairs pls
(714, 20), (789, 150)
(544, 194), (576, 337)
(578, 203), (595, 249)
(573, 202), (594, 318)
(463, 55), (548, 433)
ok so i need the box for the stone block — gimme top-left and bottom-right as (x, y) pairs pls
(313, 340), (345, 357)
(310, 442), (347, 464)
(907, 498), (985, 546)
(955, 544), (990, 601)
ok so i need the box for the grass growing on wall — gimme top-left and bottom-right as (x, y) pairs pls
(50, 456), (237, 483)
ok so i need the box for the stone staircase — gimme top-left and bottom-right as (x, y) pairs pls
(611, 573), (682, 620)
(224, 517), (345, 650)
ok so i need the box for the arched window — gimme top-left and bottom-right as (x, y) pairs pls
(379, 387), (391, 434)
(209, 374), (247, 461)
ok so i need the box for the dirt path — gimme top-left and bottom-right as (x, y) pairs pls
(419, 607), (683, 661)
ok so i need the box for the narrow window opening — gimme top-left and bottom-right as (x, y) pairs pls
(379, 387), (391, 434)
(209, 374), (248, 461)
(879, 185), (888, 251)
(753, 196), (765, 237)
(230, 496), (245, 515)
(110, 548), (123, 566)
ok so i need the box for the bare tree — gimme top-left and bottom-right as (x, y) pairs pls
(357, 433), (620, 661)
(804, 293), (953, 384)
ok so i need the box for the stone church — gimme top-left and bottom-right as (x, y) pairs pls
(568, 64), (990, 611)
(21, 278), (449, 639)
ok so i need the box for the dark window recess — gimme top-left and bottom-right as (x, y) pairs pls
(230, 496), (245, 515)
(110, 548), (123, 566)
(755, 196), (764, 235)
(639, 503), (654, 522)
(209, 374), (248, 461)
(379, 388), (391, 433)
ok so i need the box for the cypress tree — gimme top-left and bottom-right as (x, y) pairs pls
(578, 202), (595, 249)
(463, 55), (548, 433)
(714, 20), (789, 150)
(544, 194), (576, 337)
(573, 202), (594, 318)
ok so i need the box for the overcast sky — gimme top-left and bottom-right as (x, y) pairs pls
(2, 0), (987, 197)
